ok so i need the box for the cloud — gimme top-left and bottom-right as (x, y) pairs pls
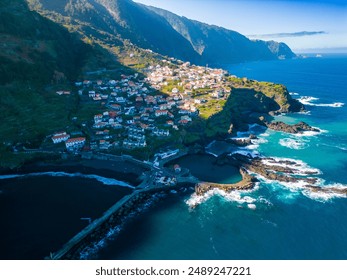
(248, 31), (328, 39)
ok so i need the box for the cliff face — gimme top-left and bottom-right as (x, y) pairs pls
(210, 78), (304, 132)
(183, 78), (304, 144)
(146, 5), (296, 63)
(27, 0), (296, 65)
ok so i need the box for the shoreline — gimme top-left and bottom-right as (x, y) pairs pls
(0, 158), (148, 187)
(2, 118), (345, 259)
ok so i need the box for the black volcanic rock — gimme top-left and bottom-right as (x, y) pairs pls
(265, 121), (320, 134)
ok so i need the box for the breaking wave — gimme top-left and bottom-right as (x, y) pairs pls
(185, 183), (268, 209)
(279, 138), (309, 150)
(298, 96), (344, 108)
(255, 158), (347, 202)
(261, 157), (322, 176)
(0, 172), (134, 188)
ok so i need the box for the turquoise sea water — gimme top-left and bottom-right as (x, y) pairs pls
(95, 54), (347, 260)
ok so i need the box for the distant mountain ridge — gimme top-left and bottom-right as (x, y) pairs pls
(27, 0), (296, 64)
(144, 5), (296, 63)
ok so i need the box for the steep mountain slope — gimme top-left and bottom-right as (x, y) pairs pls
(27, 0), (296, 65)
(28, 0), (200, 62)
(0, 0), (93, 85)
(0, 0), (115, 165)
(145, 5), (296, 64)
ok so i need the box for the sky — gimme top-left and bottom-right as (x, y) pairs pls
(134, 0), (347, 52)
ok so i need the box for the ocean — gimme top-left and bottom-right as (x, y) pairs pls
(95, 54), (347, 260)
(1, 54), (347, 260)
(0, 173), (133, 259)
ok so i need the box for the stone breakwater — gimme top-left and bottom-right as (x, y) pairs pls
(49, 184), (193, 260)
(195, 168), (258, 195)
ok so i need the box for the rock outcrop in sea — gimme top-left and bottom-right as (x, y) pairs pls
(193, 152), (347, 199)
(264, 121), (320, 134)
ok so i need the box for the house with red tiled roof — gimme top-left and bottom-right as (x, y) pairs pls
(51, 132), (70, 144)
(65, 137), (86, 150)
(155, 110), (168, 117)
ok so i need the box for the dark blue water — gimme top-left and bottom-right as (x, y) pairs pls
(0, 173), (132, 259)
(95, 54), (347, 260)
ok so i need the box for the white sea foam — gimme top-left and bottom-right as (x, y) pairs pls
(231, 137), (249, 141)
(298, 96), (344, 108)
(278, 179), (312, 190)
(315, 102), (344, 108)
(258, 197), (273, 206)
(231, 149), (260, 158)
(320, 143), (347, 151)
(255, 164), (347, 203)
(261, 157), (321, 175)
(0, 174), (25, 180)
(294, 126), (328, 137)
(206, 151), (218, 157)
(279, 138), (309, 150)
(297, 130), (323, 137)
(289, 92), (300, 96)
(247, 204), (257, 210)
(298, 96), (319, 105)
(297, 111), (311, 115)
(259, 133), (270, 137)
(246, 144), (260, 150)
(0, 172), (135, 188)
(252, 137), (268, 144)
(186, 188), (257, 208)
(302, 183), (347, 202)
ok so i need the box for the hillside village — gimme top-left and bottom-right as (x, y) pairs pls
(49, 59), (232, 157)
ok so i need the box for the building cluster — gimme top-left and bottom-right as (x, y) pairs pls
(51, 60), (232, 154)
(51, 132), (86, 152)
(145, 61), (230, 99)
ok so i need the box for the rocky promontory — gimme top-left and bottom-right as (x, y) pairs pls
(265, 121), (320, 134)
(193, 152), (347, 199)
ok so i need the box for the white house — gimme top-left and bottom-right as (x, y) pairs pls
(65, 137), (86, 150)
(155, 110), (168, 117)
(51, 132), (70, 144)
(153, 129), (170, 137)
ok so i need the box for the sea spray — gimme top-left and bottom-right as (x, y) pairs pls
(298, 96), (344, 108)
(0, 172), (134, 188)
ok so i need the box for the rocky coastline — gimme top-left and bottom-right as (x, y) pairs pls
(264, 121), (320, 134)
(193, 151), (347, 198)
